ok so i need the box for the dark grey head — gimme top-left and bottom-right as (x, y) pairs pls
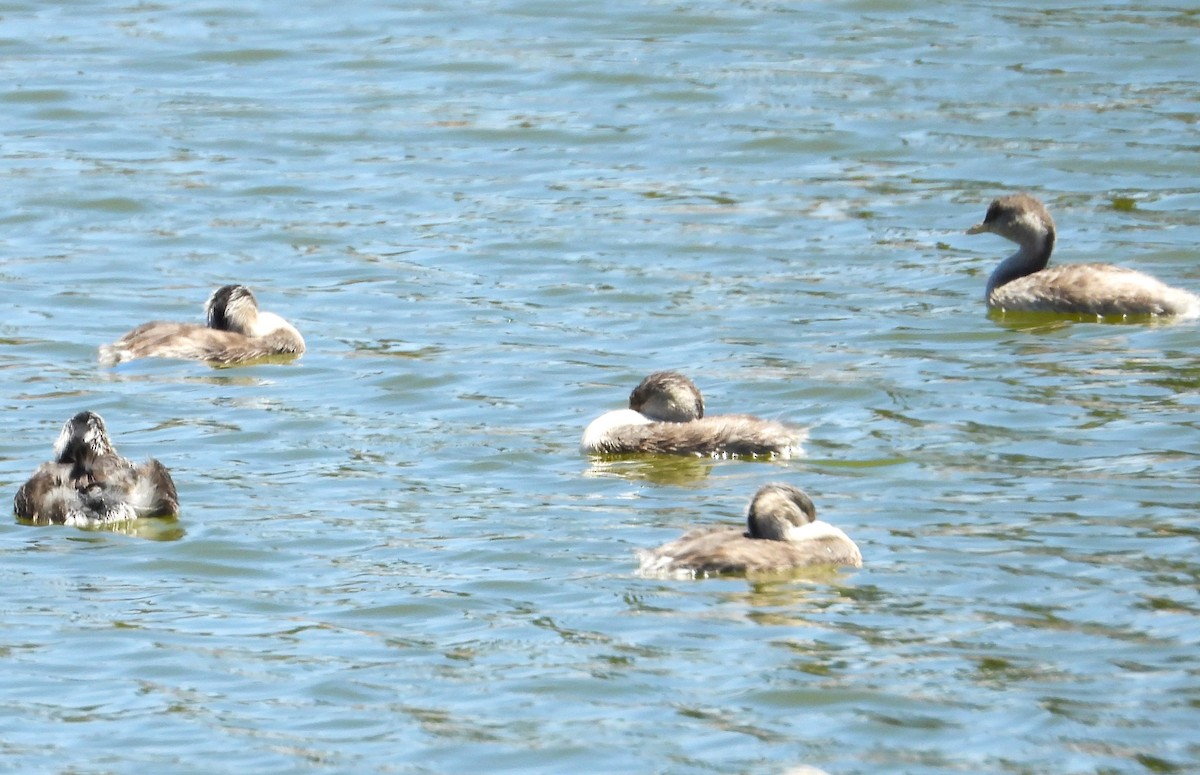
(746, 482), (817, 541)
(205, 284), (260, 332)
(52, 411), (116, 464)
(966, 193), (1056, 248)
(629, 371), (705, 422)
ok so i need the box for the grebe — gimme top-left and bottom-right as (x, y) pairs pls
(581, 371), (805, 459)
(14, 411), (179, 527)
(968, 193), (1200, 318)
(637, 483), (862, 577)
(99, 284), (305, 365)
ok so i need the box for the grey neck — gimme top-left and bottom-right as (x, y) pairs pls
(986, 228), (1055, 296)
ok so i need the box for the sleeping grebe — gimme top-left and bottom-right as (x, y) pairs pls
(99, 284), (305, 365)
(968, 193), (1200, 318)
(581, 371), (805, 459)
(637, 483), (862, 577)
(14, 411), (179, 527)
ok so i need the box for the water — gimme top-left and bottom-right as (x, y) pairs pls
(2, 1), (1199, 772)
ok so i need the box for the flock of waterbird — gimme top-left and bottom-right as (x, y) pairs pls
(14, 194), (1198, 577)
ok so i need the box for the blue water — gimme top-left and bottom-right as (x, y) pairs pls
(2, 1), (1199, 773)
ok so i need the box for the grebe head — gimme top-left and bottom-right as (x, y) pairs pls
(205, 284), (260, 334)
(746, 482), (817, 541)
(967, 192), (1056, 251)
(629, 371), (705, 422)
(52, 411), (116, 465)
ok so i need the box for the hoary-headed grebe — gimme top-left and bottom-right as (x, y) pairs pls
(581, 371), (805, 459)
(968, 193), (1200, 318)
(99, 284), (305, 365)
(14, 411), (178, 527)
(637, 483), (862, 577)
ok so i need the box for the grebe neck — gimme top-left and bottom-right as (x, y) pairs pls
(986, 222), (1055, 296)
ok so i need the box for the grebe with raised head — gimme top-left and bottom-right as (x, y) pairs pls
(637, 483), (862, 577)
(968, 193), (1200, 318)
(99, 284), (305, 365)
(581, 371), (805, 459)
(14, 411), (179, 527)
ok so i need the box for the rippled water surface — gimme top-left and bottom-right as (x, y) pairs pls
(2, 1), (1199, 772)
